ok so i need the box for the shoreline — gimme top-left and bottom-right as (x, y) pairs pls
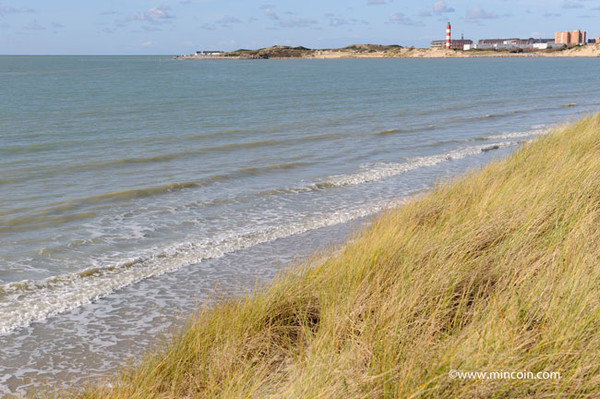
(6, 56), (600, 397)
(51, 114), (600, 398)
(174, 43), (600, 60)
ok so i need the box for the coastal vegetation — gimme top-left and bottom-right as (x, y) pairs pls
(221, 44), (405, 59)
(174, 43), (600, 59)
(46, 113), (600, 398)
(225, 45), (314, 59)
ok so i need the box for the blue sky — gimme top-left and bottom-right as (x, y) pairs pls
(0, 0), (598, 54)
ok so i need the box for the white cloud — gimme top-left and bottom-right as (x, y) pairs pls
(329, 17), (368, 27)
(562, 1), (583, 8)
(217, 16), (242, 25)
(279, 18), (317, 28)
(129, 6), (173, 23)
(330, 18), (348, 26)
(261, 6), (317, 29)
(0, 6), (34, 15)
(263, 6), (279, 20)
(433, 1), (455, 14)
(466, 7), (499, 20)
(389, 12), (423, 25)
(200, 23), (217, 30)
(146, 7), (170, 19)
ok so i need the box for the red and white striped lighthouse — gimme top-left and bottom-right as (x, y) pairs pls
(446, 22), (451, 49)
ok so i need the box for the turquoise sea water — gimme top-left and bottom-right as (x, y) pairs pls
(1, 56), (600, 393)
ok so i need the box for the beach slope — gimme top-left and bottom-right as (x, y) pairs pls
(61, 113), (600, 398)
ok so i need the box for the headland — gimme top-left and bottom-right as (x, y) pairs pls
(174, 43), (600, 59)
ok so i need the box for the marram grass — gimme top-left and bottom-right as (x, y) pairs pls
(45, 113), (600, 398)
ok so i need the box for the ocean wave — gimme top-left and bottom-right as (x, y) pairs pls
(2, 162), (310, 232)
(0, 182), (202, 233)
(470, 127), (551, 142)
(486, 127), (550, 140)
(188, 131), (341, 151)
(0, 202), (392, 335)
(316, 141), (517, 188)
(374, 125), (435, 136)
(6, 132), (333, 177)
(1, 143), (55, 154)
(59, 142), (284, 173)
(66, 153), (184, 170)
(0, 133), (553, 334)
(234, 162), (309, 176)
(254, 140), (526, 198)
(450, 110), (523, 123)
(1, 212), (99, 233)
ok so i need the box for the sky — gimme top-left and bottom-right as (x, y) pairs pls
(0, 0), (598, 54)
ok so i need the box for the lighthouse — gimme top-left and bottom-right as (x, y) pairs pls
(446, 22), (451, 49)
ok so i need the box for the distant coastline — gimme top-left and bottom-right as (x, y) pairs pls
(174, 43), (600, 60)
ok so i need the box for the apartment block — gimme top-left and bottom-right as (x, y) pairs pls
(555, 30), (587, 45)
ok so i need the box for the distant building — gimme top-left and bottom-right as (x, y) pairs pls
(195, 50), (225, 56)
(468, 38), (553, 50)
(532, 38), (555, 44)
(555, 31), (570, 44)
(571, 30), (586, 45)
(532, 43), (563, 50)
(429, 22), (473, 50)
(451, 39), (473, 50)
(478, 38), (553, 46)
(555, 30), (587, 45)
(478, 38), (520, 45)
(430, 38), (473, 50)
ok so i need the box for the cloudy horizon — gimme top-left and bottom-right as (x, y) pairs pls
(0, 0), (597, 54)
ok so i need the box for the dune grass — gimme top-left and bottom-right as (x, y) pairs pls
(51, 113), (600, 398)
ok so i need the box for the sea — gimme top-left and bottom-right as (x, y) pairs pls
(1, 55), (599, 394)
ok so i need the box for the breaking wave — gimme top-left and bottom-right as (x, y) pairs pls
(0, 202), (387, 335)
(317, 141), (516, 188)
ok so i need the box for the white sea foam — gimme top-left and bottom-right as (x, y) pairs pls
(487, 127), (551, 141)
(319, 141), (517, 188)
(0, 202), (389, 335)
(0, 132), (549, 335)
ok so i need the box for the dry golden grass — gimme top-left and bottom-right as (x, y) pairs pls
(43, 113), (600, 398)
